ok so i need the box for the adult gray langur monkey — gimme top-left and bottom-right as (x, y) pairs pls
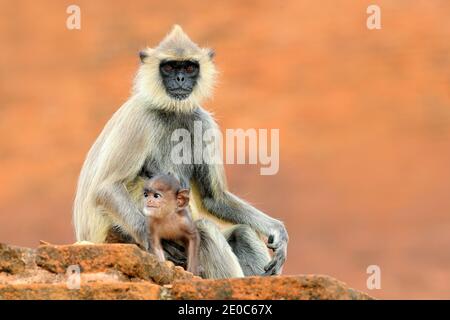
(73, 25), (288, 277)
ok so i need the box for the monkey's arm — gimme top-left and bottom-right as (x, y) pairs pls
(96, 181), (148, 250)
(92, 103), (151, 249)
(195, 163), (288, 276)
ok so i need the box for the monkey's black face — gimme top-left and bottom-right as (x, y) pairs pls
(160, 60), (199, 100)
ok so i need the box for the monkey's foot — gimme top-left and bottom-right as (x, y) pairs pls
(73, 241), (95, 245)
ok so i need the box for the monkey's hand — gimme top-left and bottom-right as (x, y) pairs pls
(263, 223), (288, 276)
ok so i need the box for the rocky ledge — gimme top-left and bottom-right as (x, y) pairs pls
(0, 243), (373, 300)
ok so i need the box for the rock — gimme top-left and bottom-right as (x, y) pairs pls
(36, 243), (195, 285)
(0, 244), (29, 274)
(168, 275), (373, 300)
(0, 242), (374, 300)
(0, 283), (161, 300)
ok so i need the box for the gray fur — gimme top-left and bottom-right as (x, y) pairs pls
(196, 219), (243, 278)
(223, 225), (271, 276)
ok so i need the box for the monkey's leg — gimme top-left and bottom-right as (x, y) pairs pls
(195, 219), (244, 279)
(223, 224), (271, 276)
(186, 231), (200, 276)
(151, 235), (165, 262)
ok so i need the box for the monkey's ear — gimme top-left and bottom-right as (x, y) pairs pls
(176, 189), (190, 209)
(139, 50), (148, 63)
(208, 49), (215, 60)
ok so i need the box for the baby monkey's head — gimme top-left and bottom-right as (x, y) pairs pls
(142, 174), (190, 218)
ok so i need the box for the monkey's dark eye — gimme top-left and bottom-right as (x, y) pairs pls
(185, 65), (194, 73)
(153, 193), (162, 199)
(162, 64), (173, 72)
(143, 191), (148, 198)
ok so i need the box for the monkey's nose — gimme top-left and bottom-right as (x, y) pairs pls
(176, 74), (185, 84)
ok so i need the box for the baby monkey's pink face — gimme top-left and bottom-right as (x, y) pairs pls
(142, 176), (189, 218)
(143, 183), (175, 217)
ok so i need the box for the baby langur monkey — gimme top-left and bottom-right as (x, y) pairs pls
(143, 174), (201, 276)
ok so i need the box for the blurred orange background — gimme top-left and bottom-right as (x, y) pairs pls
(1, 0), (449, 299)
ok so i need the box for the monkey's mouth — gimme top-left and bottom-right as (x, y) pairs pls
(167, 89), (192, 100)
(143, 206), (159, 217)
